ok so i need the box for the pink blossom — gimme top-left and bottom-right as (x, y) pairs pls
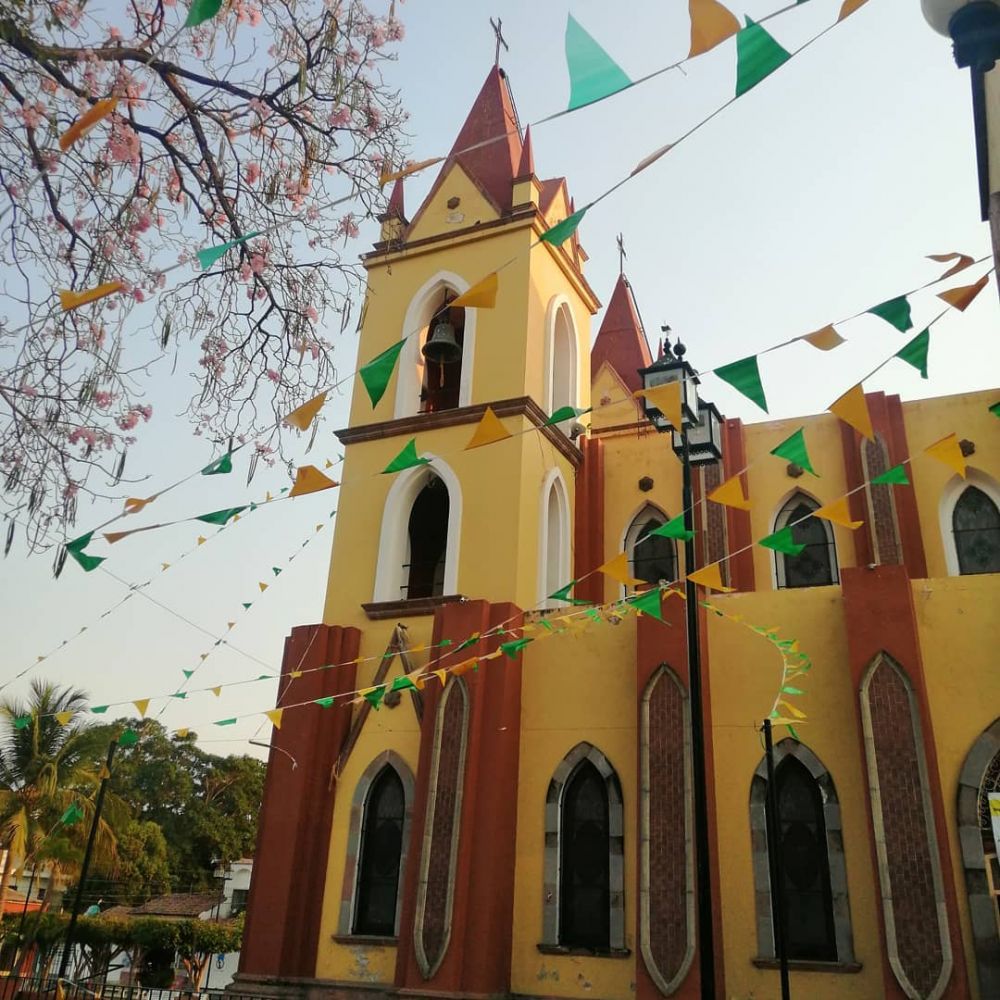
(108, 122), (141, 170)
(132, 288), (145, 302)
(266, 369), (280, 383)
(328, 106), (351, 128)
(239, 262), (252, 282)
(93, 391), (114, 409)
(250, 254), (265, 275)
(245, 161), (261, 184)
(305, 305), (318, 322)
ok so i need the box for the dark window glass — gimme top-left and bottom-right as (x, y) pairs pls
(770, 758), (836, 961)
(560, 761), (610, 949)
(631, 517), (676, 587)
(230, 888), (248, 915)
(405, 476), (449, 599)
(354, 767), (405, 936)
(953, 486), (1000, 575)
(780, 500), (837, 588)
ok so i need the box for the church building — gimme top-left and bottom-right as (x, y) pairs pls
(233, 65), (1000, 1000)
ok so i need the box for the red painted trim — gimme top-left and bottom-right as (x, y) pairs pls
(240, 623), (360, 978)
(840, 566), (968, 998)
(883, 394), (928, 578)
(839, 418), (873, 566)
(722, 418), (754, 592)
(575, 437), (605, 603)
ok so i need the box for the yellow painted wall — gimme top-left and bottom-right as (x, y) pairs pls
(511, 618), (638, 999)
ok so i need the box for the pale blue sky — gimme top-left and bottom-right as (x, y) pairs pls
(1, 0), (996, 757)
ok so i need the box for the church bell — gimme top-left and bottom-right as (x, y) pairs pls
(421, 312), (462, 365)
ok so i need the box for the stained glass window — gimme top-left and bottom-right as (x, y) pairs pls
(354, 766), (405, 935)
(774, 495), (838, 589)
(953, 486), (1000, 576)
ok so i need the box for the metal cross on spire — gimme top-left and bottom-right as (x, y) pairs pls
(490, 17), (509, 66)
(617, 232), (627, 275)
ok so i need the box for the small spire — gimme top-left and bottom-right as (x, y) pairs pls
(386, 177), (405, 219)
(516, 124), (535, 178)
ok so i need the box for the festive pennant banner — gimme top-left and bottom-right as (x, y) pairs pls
(565, 14), (632, 111)
(707, 474), (750, 511)
(124, 496), (155, 515)
(118, 728), (139, 747)
(214, 717), (238, 727)
(548, 580), (591, 605)
(13, 716), (30, 730)
(813, 496), (863, 529)
(990, 401), (1000, 419)
(895, 328), (930, 379)
(59, 281), (124, 313)
(828, 383), (874, 441)
(382, 438), (430, 474)
(465, 407), (513, 450)
(59, 98), (118, 151)
(289, 465), (338, 497)
(54, 711), (73, 727)
(379, 156), (445, 186)
(938, 273), (989, 312)
(648, 514), (694, 542)
(638, 381), (683, 430)
(451, 273), (499, 309)
(688, 0), (740, 58)
(838, 0), (868, 20)
(258, 581), (269, 592)
(801, 324), (845, 352)
(265, 708), (284, 729)
(597, 551), (643, 588)
(928, 252), (974, 280)
(687, 563), (733, 592)
(770, 427), (818, 476)
(759, 526), (805, 556)
(133, 699), (150, 718)
(391, 676), (417, 692)
(540, 208), (587, 247)
(500, 637), (533, 659)
(60, 802), (84, 826)
(201, 453), (233, 476)
(630, 143), (673, 178)
(871, 464), (909, 486)
(65, 532), (105, 573)
(867, 295), (912, 332)
(713, 355), (768, 412)
(735, 18), (790, 97)
(283, 391), (327, 431)
(196, 506), (246, 526)
(924, 433), (966, 478)
(360, 339), (406, 408)
(629, 586), (666, 621)
(363, 686), (386, 710)
(545, 405), (591, 426)
(185, 0), (224, 28)
(196, 231), (261, 271)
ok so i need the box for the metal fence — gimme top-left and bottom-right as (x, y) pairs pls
(0, 977), (273, 1000)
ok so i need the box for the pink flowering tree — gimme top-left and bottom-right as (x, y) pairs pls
(0, 0), (406, 542)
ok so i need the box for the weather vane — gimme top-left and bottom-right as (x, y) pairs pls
(490, 17), (509, 67)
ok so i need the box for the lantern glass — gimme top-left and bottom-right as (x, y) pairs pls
(637, 358), (699, 431)
(671, 400), (723, 464)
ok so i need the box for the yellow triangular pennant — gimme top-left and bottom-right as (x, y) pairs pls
(259, 581), (269, 592)
(103, 529), (137, 544)
(451, 272), (499, 309)
(290, 670), (303, 679)
(937, 274), (989, 312)
(801, 324), (845, 351)
(778, 700), (807, 720)
(265, 708), (284, 729)
(924, 433), (967, 478)
(161, 562), (170, 572)
(379, 156), (445, 186)
(227, 621), (236, 630)
(211, 686), (222, 697)
(133, 699), (150, 718)
(707, 473), (750, 511)
(325, 459), (334, 469)
(687, 564), (733, 592)
(828, 383), (874, 441)
(59, 97), (119, 150)
(838, 0), (868, 20)
(412, 674), (427, 690)
(433, 668), (449, 686)
(597, 551), (643, 588)
(451, 657), (477, 676)
(55, 711), (73, 726)
(928, 252), (974, 280)
(465, 406), (513, 450)
(289, 465), (339, 497)
(197, 535), (207, 545)
(813, 496), (864, 530)
(59, 281), (124, 312)
(175, 729), (189, 739)
(99, 765), (111, 779)
(266, 491), (273, 502)
(200, 653), (209, 660)
(124, 495), (155, 514)
(283, 391), (328, 431)
(688, 0), (740, 57)
(636, 381), (682, 431)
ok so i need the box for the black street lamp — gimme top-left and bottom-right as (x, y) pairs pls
(638, 331), (722, 1000)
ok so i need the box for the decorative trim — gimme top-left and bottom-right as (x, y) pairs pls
(541, 742), (626, 952)
(748, 738), (855, 965)
(543, 295), (581, 418)
(956, 716), (1000, 998)
(361, 595), (467, 621)
(538, 468), (571, 607)
(640, 666), (694, 996)
(336, 396), (583, 467)
(859, 652), (952, 1000)
(337, 751), (415, 939)
(413, 678), (469, 979)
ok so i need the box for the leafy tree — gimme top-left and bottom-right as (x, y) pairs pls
(176, 916), (242, 987)
(0, 0), (407, 536)
(106, 819), (171, 906)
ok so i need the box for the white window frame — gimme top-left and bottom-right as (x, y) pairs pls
(538, 468), (571, 606)
(938, 470), (1000, 577)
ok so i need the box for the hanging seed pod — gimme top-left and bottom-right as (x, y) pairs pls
(53, 545), (67, 579)
(340, 299), (352, 334)
(4, 519), (14, 557)
(46, 404), (60, 428)
(64, 493), (77, 526)
(28, 486), (42, 514)
(5, 466), (20, 491)
(246, 451), (259, 486)
(298, 58), (307, 99)
(113, 449), (127, 485)
(306, 419), (320, 453)
(161, 316), (172, 349)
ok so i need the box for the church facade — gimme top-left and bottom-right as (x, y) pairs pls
(233, 67), (1000, 1000)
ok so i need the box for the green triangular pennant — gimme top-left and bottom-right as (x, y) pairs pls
(364, 686), (386, 710)
(540, 208), (587, 248)
(870, 464), (909, 486)
(713, 354), (768, 412)
(314, 696), (335, 708)
(196, 506), (247, 526)
(499, 637), (533, 659)
(118, 728), (139, 747)
(359, 339), (406, 409)
(382, 438), (430, 475)
(895, 328), (930, 378)
(196, 231), (261, 270)
(990, 400), (1000, 418)
(65, 532), (105, 573)
(201, 453), (233, 476)
(770, 427), (818, 476)
(60, 802), (84, 826)
(242, 602), (252, 610)
(90, 706), (108, 715)
(184, 0), (224, 28)
(548, 580), (591, 606)
(628, 587), (666, 621)
(758, 526), (805, 556)
(391, 676), (417, 692)
(172, 692), (187, 700)
(735, 17), (791, 98)
(648, 514), (695, 542)
(544, 405), (591, 427)
(182, 669), (194, 679)
(868, 295), (913, 332)
(565, 13), (632, 111)
(272, 567), (282, 576)
(13, 715), (31, 730)
(214, 718), (238, 727)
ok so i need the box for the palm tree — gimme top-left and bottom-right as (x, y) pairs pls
(0, 680), (121, 915)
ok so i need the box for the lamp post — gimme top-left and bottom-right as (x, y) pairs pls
(921, 0), (1000, 291)
(638, 332), (722, 999)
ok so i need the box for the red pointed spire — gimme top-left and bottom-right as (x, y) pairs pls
(591, 273), (654, 396)
(386, 177), (405, 219)
(516, 124), (535, 179)
(447, 66), (522, 212)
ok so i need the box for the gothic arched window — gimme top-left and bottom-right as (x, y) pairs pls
(625, 506), (677, 593)
(545, 299), (579, 431)
(773, 494), (838, 589)
(952, 485), (1000, 575)
(354, 765), (406, 936)
(419, 300), (466, 415)
(405, 474), (449, 599)
(540, 473), (570, 605)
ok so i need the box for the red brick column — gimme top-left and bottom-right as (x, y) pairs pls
(238, 623), (361, 981)
(721, 418), (754, 592)
(575, 436), (605, 603)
